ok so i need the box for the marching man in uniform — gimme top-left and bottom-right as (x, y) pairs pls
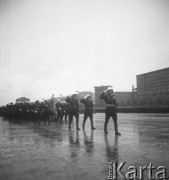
(65, 93), (80, 131)
(80, 95), (96, 130)
(100, 87), (121, 135)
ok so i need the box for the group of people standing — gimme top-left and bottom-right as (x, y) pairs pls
(65, 86), (121, 136)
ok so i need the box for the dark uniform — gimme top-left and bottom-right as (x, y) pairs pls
(65, 95), (80, 130)
(80, 96), (95, 130)
(62, 102), (70, 121)
(55, 100), (63, 122)
(100, 90), (121, 135)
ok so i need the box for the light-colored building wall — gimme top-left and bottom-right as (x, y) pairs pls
(115, 92), (132, 107)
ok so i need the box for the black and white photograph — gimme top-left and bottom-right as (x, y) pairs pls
(0, 0), (169, 179)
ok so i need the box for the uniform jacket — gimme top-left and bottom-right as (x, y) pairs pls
(100, 92), (117, 107)
(80, 98), (93, 112)
(65, 97), (79, 112)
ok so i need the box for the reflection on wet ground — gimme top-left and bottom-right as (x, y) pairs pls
(0, 113), (169, 180)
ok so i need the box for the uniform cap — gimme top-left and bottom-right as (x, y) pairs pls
(106, 87), (113, 92)
(84, 95), (91, 99)
(71, 92), (79, 98)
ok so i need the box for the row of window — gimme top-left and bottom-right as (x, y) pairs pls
(138, 84), (169, 89)
(137, 69), (169, 79)
(137, 71), (169, 84)
(138, 76), (169, 83)
(137, 80), (169, 88)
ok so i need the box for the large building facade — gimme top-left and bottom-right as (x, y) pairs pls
(136, 67), (169, 106)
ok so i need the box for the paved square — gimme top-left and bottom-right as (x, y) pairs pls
(0, 113), (169, 180)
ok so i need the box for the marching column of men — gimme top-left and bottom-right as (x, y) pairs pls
(0, 87), (121, 136)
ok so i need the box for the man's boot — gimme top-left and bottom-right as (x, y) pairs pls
(91, 118), (96, 130)
(114, 121), (121, 136)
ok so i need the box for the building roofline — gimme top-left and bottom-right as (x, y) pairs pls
(136, 67), (169, 76)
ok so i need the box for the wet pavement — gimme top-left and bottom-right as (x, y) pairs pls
(0, 113), (169, 180)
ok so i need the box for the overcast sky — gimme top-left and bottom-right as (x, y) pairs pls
(0, 0), (169, 105)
